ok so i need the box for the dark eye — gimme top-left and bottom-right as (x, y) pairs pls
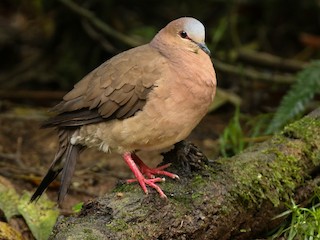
(179, 31), (188, 39)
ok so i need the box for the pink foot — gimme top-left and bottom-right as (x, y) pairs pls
(132, 153), (179, 179)
(126, 177), (167, 198)
(123, 152), (169, 198)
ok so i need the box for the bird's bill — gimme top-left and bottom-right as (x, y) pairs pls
(198, 42), (211, 56)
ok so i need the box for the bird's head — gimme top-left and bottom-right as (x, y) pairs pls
(152, 17), (211, 56)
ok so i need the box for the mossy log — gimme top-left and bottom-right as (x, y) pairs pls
(50, 109), (320, 240)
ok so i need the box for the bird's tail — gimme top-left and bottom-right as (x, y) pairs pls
(30, 128), (82, 204)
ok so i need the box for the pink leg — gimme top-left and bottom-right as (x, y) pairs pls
(132, 153), (179, 179)
(122, 152), (167, 198)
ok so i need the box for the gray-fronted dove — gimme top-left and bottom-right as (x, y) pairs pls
(30, 17), (216, 203)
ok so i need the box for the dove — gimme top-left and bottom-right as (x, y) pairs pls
(30, 17), (216, 203)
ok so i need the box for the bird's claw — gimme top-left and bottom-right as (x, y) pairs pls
(126, 177), (167, 198)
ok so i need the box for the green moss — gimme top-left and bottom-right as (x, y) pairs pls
(228, 153), (264, 206)
(191, 174), (205, 186)
(311, 150), (320, 166)
(169, 192), (193, 206)
(230, 139), (301, 206)
(106, 219), (129, 232)
(50, 217), (109, 239)
(112, 183), (138, 193)
(162, 180), (177, 193)
(264, 148), (303, 205)
(83, 228), (93, 234)
(282, 116), (320, 143)
(282, 116), (320, 165)
(229, 115), (320, 208)
(82, 228), (100, 240)
(191, 192), (203, 199)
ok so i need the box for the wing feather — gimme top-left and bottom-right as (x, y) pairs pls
(43, 45), (165, 128)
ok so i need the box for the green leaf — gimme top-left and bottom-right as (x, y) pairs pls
(72, 202), (84, 213)
(208, 87), (242, 112)
(0, 182), (20, 220)
(267, 60), (320, 133)
(219, 106), (245, 157)
(18, 192), (59, 240)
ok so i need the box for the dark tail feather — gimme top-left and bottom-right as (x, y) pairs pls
(30, 168), (61, 202)
(30, 149), (65, 203)
(30, 129), (82, 203)
(58, 144), (82, 204)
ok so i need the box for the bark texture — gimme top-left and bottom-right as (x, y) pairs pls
(50, 109), (320, 240)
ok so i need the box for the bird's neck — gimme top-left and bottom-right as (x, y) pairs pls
(150, 32), (216, 93)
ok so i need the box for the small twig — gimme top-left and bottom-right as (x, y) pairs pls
(58, 0), (142, 47)
(237, 49), (307, 71)
(0, 90), (65, 101)
(0, 163), (40, 176)
(0, 153), (17, 161)
(82, 20), (117, 53)
(14, 137), (24, 168)
(214, 59), (296, 84)
(242, 135), (271, 144)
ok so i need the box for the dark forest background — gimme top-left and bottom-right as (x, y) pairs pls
(1, 0), (319, 91)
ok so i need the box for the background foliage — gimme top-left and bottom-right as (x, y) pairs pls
(1, 0), (319, 90)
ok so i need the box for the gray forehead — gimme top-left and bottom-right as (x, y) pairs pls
(183, 18), (205, 41)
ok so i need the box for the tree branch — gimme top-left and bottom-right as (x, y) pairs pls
(214, 59), (296, 84)
(237, 49), (307, 72)
(58, 0), (142, 47)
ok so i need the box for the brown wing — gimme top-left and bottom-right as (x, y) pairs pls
(43, 45), (164, 128)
